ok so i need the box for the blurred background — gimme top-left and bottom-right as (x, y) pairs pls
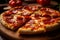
(0, 0), (60, 4)
(0, 0), (9, 4)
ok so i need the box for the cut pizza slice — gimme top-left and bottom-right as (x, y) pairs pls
(18, 12), (60, 34)
(0, 10), (31, 30)
(18, 16), (60, 34)
(31, 13), (60, 31)
(0, 11), (17, 30)
(18, 19), (46, 34)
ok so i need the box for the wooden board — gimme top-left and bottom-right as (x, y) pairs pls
(0, 22), (49, 40)
(0, 21), (60, 40)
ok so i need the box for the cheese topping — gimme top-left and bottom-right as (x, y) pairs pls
(22, 9), (32, 15)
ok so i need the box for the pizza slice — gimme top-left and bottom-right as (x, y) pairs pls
(18, 19), (46, 34)
(18, 11), (60, 34)
(31, 11), (60, 31)
(0, 10), (31, 30)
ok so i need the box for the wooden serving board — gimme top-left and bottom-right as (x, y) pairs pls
(0, 22), (50, 40)
(0, 21), (60, 40)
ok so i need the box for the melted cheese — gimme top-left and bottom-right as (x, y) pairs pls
(17, 11), (22, 15)
(34, 20), (38, 24)
(22, 9), (32, 15)
(40, 22), (44, 25)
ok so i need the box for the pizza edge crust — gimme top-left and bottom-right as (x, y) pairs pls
(18, 22), (60, 34)
(0, 12), (15, 30)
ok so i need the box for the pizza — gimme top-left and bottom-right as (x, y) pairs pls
(0, 5), (60, 34)
(18, 10), (60, 34)
(0, 5), (40, 30)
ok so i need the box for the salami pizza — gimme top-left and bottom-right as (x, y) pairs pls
(0, 5), (60, 34)
(18, 11), (60, 34)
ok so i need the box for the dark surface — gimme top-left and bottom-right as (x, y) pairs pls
(0, 0), (9, 4)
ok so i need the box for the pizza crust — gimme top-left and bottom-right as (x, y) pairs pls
(45, 23), (60, 32)
(0, 13), (15, 30)
(18, 27), (45, 34)
(18, 22), (60, 34)
(0, 6), (60, 35)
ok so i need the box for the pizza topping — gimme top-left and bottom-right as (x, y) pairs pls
(53, 16), (59, 18)
(43, 14), (51, 17)
(3, 15), (14, 23)
(31, 27), (38, 31)
(42, 18), (56, 24)
(24, 6), (39, 11)
(28, 20), (35, 24)
(3, 11), (13, 16)
(17, 11), (22, 15)
(40, 8), (46, 11)
(24, 16), (30, 20)
(40, 22), (44, 25)
(24, 6), (33, 11)
(50, 19), (55, 23)
(6, 18), (14, 23)
(42, 18), (51, 24)
(35, 13), (41, 19)
(52, 13), (60, 17)
(17, 16), (23, 21)
(16, 16), (25, 24)
(30, 6), (39, 11)
(30, 24), (35, 28)
(12, 22), (18, 28)
(22, 9), (32, 15)
(12, 10), (18, 14)
(49, 9), (56, 13)
(34, 20), (39, 24)
(27, 20), (40, 28)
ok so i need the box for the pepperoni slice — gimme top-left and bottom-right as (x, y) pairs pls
(3, 11), (12, 16)
(4, 16), (14, 23)
(43, 18), (51, 24)
(40, 8), (46, 11)
(24, 6), (32, 11)
(13, 22), (18, 28)
(3, 13), (14, 23)
(35, 13), (41, 19)
(43, 18), (56, 24)
(50, 19), (55, 23)
(6, 19), (14, 23)
(43, 14), (51, 17)
(52, 13), (60, 18)
(16, 16), (25, 24)
(53, 16), (59, 18)
(24, 15), (31, 20)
